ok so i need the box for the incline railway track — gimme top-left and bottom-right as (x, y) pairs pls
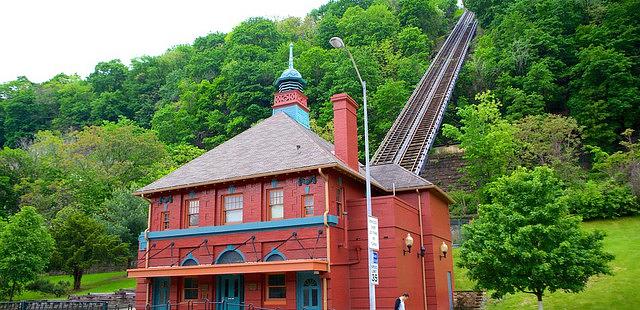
(372, 10), (477, 174)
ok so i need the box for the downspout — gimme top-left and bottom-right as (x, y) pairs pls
(141, 194), (153, 307)
(417, 189), (428, 310)
(318, 168), (330, 310)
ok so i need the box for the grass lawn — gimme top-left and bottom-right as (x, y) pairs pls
(15, 271), (135, 301)
(452, 216), (640, 309)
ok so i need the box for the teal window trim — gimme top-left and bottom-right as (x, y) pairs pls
(215, 246), (246, 264)
(265, 249), (287, 261)
(180, 253), (199, 266)
(148, 215), (338, 240)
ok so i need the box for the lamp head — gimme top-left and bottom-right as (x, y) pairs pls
(405, 233), (414, 248)
(402, 233), (414, 256)
(329, 37), (345, 49)
(440, 241), (449, 259)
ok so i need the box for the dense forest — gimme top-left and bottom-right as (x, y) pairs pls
(0, 0), (639, 300)
(442, 0), (639, 217)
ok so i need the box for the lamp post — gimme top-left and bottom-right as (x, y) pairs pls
(329, 36), (376, 310)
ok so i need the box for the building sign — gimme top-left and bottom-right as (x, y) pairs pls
(370, 251), (379, 285)
(367, 216), (379, 251)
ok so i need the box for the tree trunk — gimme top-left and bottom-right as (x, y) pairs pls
(8, 281), (16, 302)
(73, 268), (84, 290)
(537, 293), (544, 310)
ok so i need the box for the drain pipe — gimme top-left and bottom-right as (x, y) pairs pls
(141, 194), (153, 307)
(319, 168), (331, 310)
(417, 189), (428, 310)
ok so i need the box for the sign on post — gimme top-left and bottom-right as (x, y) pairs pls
(370, 251), (379, 285)
(367, 216), (379, 251)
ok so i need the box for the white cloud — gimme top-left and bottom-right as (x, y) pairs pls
(0, 0), (327, 83)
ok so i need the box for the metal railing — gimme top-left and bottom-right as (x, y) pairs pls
(0, 301), (134, 310)
(145, 300), (280, 310)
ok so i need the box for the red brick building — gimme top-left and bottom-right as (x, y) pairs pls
(128, 47), (455, 310)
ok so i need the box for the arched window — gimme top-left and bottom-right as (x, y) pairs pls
(181, 258), (198, 266)
(216, 250), (245, 264)
(265, 253), (285, 262)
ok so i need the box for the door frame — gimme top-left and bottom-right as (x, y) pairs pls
(216, 274), (245, 308)
(152, 277), (170, 309)
(296, 272), (322, 310)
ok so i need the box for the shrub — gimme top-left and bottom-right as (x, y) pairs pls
(448, 190), (482, 216)
(562, 179), (639, 220)
(26, 278), (70, 297)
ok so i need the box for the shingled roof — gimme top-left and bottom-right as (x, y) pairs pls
(369, 163), (433, 191)
(135, 113), (441, 196)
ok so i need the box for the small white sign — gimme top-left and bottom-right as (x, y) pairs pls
(370, 251), (379, 285)
(370, 264), (379, 285)
(367, 216), (379, 251)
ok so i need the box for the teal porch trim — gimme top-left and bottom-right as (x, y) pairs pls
(148, 215), (338, 240)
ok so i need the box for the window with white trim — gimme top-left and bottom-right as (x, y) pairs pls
(183, 278), (198, 300)
(224, 194), (243, 224)
(269, 190), (284, 220)
(188, 200), (199, 227)
(336, 187), (344, 217)
(303, 194), (314, 217)
(162, 211), (170, 230)
(266, 274), (286, 300)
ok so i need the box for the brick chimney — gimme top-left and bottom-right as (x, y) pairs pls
(331, 93), (359, 171)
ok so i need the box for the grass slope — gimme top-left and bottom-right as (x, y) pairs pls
(15, 271), (135, 301)
(453, 216), (640, 309)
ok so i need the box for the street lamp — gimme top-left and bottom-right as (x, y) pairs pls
(330, 36), (376, 310)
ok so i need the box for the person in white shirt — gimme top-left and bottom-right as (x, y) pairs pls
(394, 292), (409, 310)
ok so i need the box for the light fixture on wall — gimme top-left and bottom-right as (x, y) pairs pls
(439, 241), (449, 260)
(419, 246), (426, 258)
(403, 233), (414, 255)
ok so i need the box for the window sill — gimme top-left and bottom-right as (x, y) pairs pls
(264, 299), (286, 306)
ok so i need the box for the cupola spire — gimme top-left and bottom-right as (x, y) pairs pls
(272, 42), (310, 128)
(288, 42), (294, 70)
(275, 43), (306, 93)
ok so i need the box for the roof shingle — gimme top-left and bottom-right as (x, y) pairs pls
(136, 113), (434, 195)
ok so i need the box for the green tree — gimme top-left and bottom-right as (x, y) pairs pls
(514, 114), (583, 181)
(0, 77), (52, 147)
(225, 17), (283, 51)
(590, 129), (640, 197)
(50, 208), (128, 290)
(396, 26), (432, 57)
(0, 206), (54, 301)
(443, 91), (521, 187)
(458, 167), (614, 309)
(568, 46), (639, 148)
(98, 189), (149, 261)
(0, 147), (32, 217)
(337, 4), (400, 46)
(87, 59), (128, 94)
(398, 0), (444, 39)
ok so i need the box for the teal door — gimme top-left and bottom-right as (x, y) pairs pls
(217, 275), (244, 310)
(297, 272), (321, 310)
(152, 277), (170, 310)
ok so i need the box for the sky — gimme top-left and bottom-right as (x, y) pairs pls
(0, 0), (328, 84)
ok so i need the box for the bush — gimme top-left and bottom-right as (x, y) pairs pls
(26, 278), (70, 297)
(448, 190), (482, 216)
(562, 179), (639, 220)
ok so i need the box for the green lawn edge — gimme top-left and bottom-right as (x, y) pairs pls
(15, 271), (135, 301)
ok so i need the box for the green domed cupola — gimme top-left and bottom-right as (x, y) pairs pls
(275, 43), (307, 92)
